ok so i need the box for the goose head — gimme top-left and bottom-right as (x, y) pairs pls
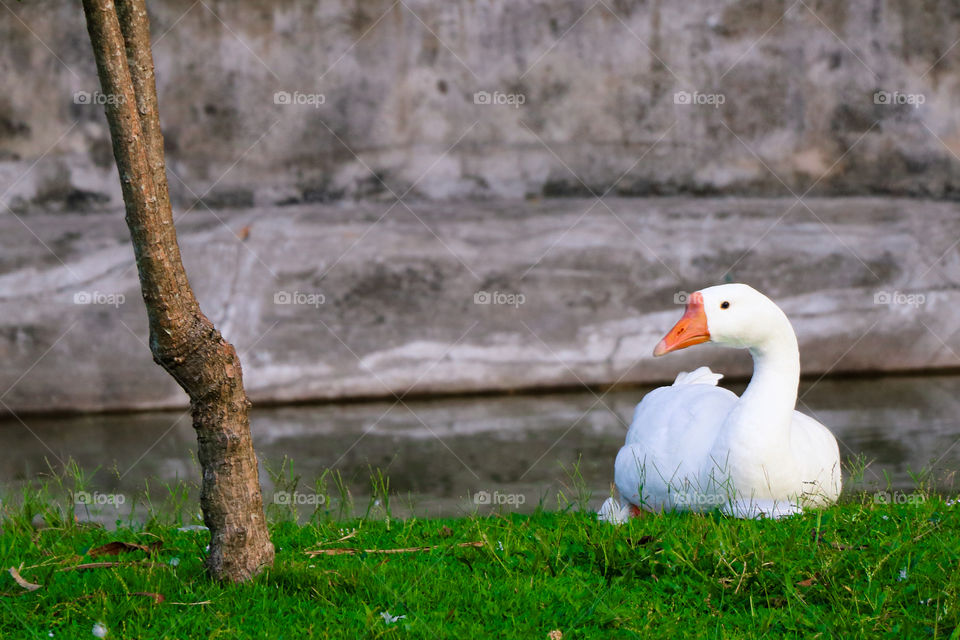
(653, 283), (794, 356)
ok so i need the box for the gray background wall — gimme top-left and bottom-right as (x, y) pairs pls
(4, 0), (960, 209)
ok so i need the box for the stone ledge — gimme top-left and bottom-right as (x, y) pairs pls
(1, 196), (958, 413)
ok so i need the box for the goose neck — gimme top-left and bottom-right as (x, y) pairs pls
(733, 328), (801, 437)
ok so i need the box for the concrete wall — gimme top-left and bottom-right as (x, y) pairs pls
(2, 197), (958, 413)
(2, 0), (960, 211)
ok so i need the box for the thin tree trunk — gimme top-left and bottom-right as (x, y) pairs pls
(81, 0), (274, 582)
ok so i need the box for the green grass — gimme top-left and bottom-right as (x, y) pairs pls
(1, 486), (958, 639)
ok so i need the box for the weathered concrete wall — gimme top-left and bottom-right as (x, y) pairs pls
(2, 0), (960, 211)
(1, 197), (958, 413)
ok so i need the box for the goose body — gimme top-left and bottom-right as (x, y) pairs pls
(600, 284), (841, 522)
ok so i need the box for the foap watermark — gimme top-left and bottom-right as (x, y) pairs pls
(273, 491), (325, 506)
(274, 290), (326, 308)
(473, 90), (526, 108)
(874, 491), (925, 505)
(274, 90), (326, 108)
(674, 291), (694, 304)
(73, 90), (125, 105)
(673, 90), (725, 108)
(473, 490), (526, 506)
(74, 491), (126, 506)
(674, 492), (728, 507)
(873, 90), (925, 108)
(874, 290), (925, 308)
(74, 291), (125, 308)
(474, 291), (525, 308)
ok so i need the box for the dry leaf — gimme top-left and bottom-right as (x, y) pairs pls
(8, 567), (41, 591)
(131, 591), (165, 604)
(796, 577), (817, 587)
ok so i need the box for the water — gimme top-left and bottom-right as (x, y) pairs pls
(2, 374), (958, 522)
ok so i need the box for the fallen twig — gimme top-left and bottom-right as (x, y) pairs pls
(58, 561), (162, 572)
(305, 541), (484, 557)
(69, 591), (165, 604)
(317, 530), (359, 546)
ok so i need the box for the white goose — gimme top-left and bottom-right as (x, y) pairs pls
(599, 283), (841, 522)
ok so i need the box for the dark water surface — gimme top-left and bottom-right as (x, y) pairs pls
(2, 374), (958, 522)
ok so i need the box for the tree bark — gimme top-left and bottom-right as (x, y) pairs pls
(81, 0), (274, 582)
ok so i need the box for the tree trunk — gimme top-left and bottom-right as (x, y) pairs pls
(81, 0), (274, 582)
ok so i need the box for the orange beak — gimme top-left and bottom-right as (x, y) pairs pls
(653, 292), (710, 356)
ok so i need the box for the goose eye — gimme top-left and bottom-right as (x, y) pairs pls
(720, 301), (730, 309)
